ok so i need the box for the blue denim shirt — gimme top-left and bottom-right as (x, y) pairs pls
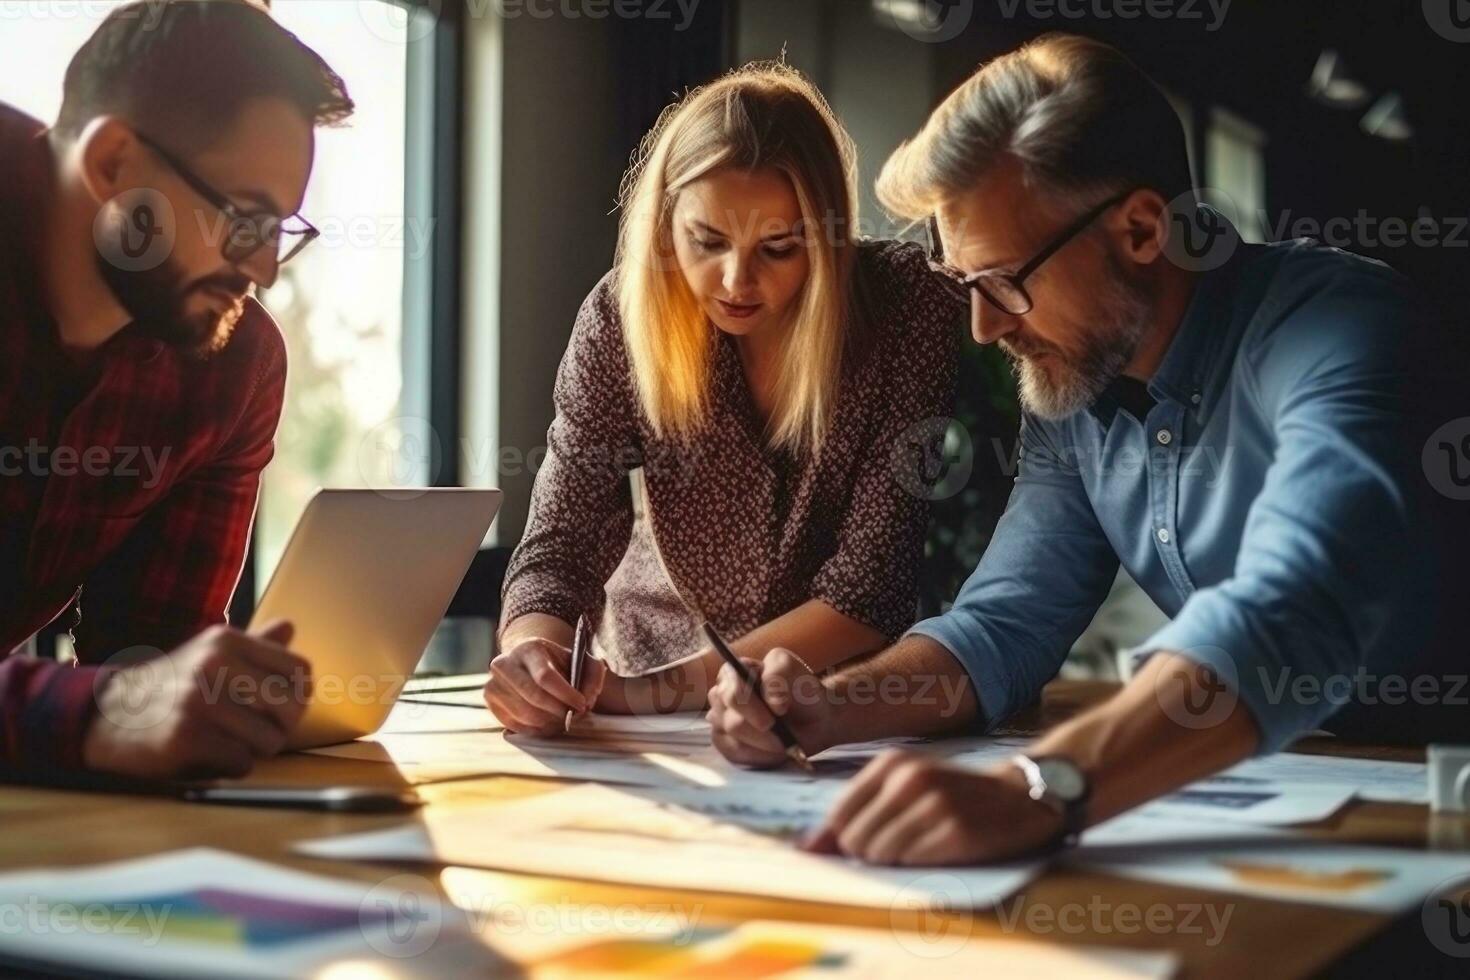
(911, 238), (1448, 752)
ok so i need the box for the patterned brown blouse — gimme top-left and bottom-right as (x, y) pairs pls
(500, 240), (964, 676)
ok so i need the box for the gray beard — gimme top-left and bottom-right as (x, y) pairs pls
(1008, 264), (1153, 421)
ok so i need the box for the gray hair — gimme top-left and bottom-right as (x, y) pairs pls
(877, 33), (1193, 220)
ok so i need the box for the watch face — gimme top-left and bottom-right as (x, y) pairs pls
(1035, 759), (1087, 802)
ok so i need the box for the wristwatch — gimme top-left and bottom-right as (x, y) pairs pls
(1011, 754), (1091, 850)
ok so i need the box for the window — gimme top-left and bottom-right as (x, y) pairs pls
(254, 2), (420, 589)
(1206, 107), (1268, 244)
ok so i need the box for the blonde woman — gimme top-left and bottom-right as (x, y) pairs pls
(487, 63), (964, 735)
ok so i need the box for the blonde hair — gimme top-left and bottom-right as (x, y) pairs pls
(614, 62), (861, 454)
(877, 33), (1193, 221)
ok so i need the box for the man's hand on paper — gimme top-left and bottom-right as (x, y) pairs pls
(706, 648), (836, 767)
(484, 636), (608, 736)
(801, 751), (1064, 865)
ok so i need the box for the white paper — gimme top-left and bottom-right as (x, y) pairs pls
(302, 712), (918, 790)
(297, 784), (1042, 911)
(1221, 753), (1428, 804)
(303, 729), (725, 787)
(1078, 837), (1470, 913)
(0, 848), (502, 979)
(395, 687), (490, 708)
(1134, 776), (1354, 826)
(375, 699), (502, 735)
(402, 672), (489, 694)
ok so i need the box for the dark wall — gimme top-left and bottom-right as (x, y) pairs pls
(921, 0), (1469, 343)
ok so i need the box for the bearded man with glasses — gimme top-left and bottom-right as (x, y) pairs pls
(708, 33), (1467, 866)
(0, 1), (353, 780)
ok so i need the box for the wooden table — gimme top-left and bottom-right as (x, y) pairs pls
(3, 679), (1466, 978)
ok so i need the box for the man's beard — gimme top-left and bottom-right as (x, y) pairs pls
(1001, 256), (1153, 421)
(94, 253), (249, 360)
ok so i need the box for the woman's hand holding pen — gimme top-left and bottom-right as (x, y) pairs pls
(707, 649), (836, 768)
(484, 636), (607, 736)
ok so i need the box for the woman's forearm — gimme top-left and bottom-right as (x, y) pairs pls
(596, 599), (887, 714)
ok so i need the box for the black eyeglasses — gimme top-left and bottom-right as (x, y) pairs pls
(927, 189), (1135, 316)
(133, 130), (319, 268)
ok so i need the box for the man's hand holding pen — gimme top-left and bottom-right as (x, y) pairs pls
(706, 648), (837, 769)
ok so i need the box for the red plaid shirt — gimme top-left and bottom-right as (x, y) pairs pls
(0, 103), (287, 770)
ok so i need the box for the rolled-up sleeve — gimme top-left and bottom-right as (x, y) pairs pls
(500, 277), (640, 630)
(1125, 280), (1422, 753)
(909, 414), (1120, 728)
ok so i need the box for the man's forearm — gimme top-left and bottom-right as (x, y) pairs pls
(1027, 651), (1262, 825)
(819, 634), (980, 744)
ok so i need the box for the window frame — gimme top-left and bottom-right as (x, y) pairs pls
(231, 0), (467, 624)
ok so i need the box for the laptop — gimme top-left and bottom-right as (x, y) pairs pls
(249, 488), (501, 749)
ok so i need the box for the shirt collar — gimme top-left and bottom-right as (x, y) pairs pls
(1086, 205), (1247, 426)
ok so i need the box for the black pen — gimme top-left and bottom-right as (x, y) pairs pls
(701, 621), (814, 773)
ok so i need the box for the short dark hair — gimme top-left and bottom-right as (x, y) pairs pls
(56, 0), (354, 147)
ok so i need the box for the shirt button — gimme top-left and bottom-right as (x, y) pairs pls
(1157, 528), (1171, 544)
(1156, 429), (1173, 446)
(1190, 393), (1202, 405)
